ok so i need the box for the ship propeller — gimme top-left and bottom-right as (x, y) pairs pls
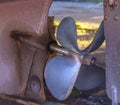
(44, 17), (105, 100)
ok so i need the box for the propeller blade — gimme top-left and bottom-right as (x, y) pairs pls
(57, 17), (104, 54)
(44, 55), (81, 100)
(83, 21), (105, 53)
(57, 17), (80, 53)
(75, 64), (105, 91)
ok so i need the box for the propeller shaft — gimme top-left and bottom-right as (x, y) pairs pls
(49, 43), (96, 66)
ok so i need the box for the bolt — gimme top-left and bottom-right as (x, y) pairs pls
(30, 76), (41, 94)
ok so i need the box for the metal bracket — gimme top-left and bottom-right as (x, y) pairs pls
(0, 94), (41, 105)
(10, 31), (96, 66)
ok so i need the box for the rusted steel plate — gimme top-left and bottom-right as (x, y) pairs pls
(104, 0), (120, 104)
(0, 0), (52, 101)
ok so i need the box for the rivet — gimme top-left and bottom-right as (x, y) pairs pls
(114, 15), (119, 21)
(104, 15), (108, 21)
(114, 2), (118, 7)
(30, 76), (41, 94)
(104, 2), (107, 7)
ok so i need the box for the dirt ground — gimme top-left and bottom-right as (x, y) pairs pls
(44, 84), (111, 105)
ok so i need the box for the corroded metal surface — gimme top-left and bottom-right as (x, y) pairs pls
(104, 0), (120, 104)
(0, 0), (52, 101)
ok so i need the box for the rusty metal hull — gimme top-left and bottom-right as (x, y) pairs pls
(0, 0), (52, 101)
(104, 0), (120, 104)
